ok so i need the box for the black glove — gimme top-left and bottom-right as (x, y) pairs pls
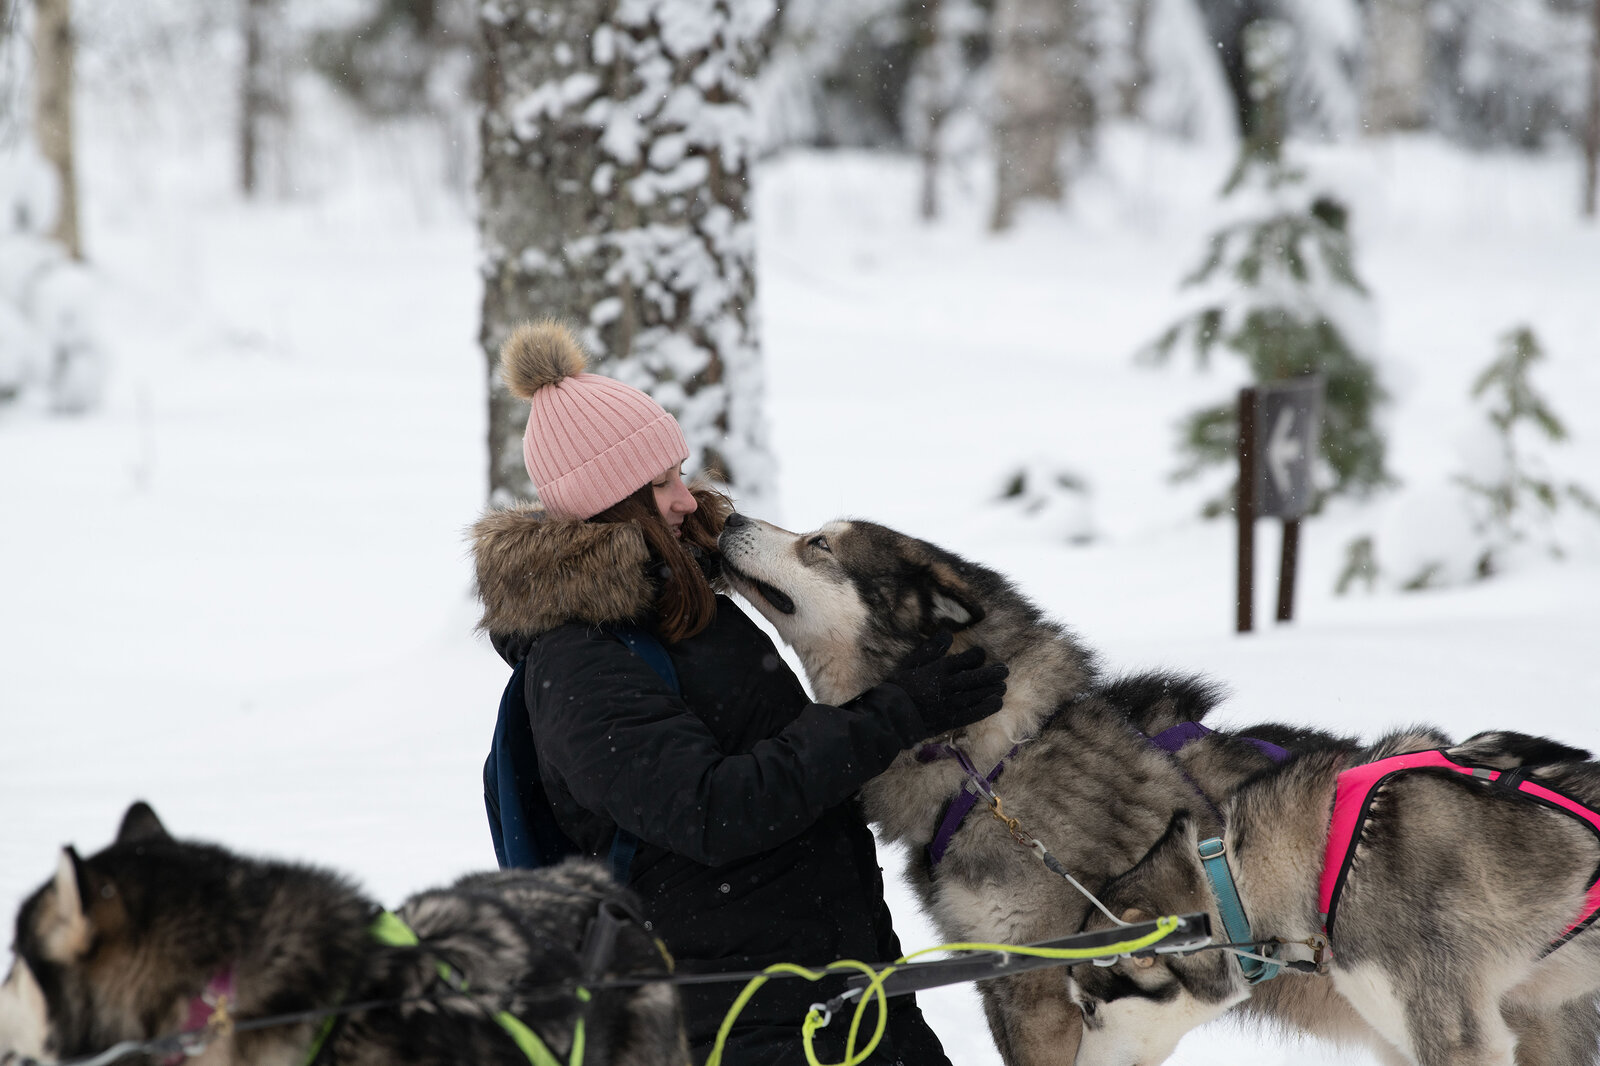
(881, 630), (1008, 737)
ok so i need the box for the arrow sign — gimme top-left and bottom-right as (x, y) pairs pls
(1266, 406), (1303, 499)
(1254, 378), (1321, 520)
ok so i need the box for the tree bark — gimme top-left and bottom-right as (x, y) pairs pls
(478, 0), (775, 506)
(1118, 0), (1154, 120)
(1584, 0), (1599, 217)
(32, 0), (81, 260)
(988, 0), (1094, 231)
(1195, 0), (1268, 139)
(1362, 0), (1430, 134)
(911, 0), (948, 221)
(240, 0), (284, 197)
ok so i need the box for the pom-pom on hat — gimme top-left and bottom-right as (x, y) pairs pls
(500, 320), (689, 520)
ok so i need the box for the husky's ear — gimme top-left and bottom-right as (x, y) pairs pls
(927, 563), (984, 631)
(39, 848), (93, 962)
(1119, 907), (1160, 967)
(1146, 810), (1203, 871)
(116, 801), (173, 847)
(1099, 811), (1205, 925)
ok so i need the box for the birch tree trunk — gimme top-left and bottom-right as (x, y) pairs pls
(1584, 0), (1599, 217)
(1362, 0), (1430, 133)
(989, 0), (1094, 231)
(478, 0), (776, 506)
(32, 0), (81, 260)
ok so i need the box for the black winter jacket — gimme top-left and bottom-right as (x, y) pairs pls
(471, 500), (953, 1066)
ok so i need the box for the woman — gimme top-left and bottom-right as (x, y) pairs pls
(470, 321), (1007, 1065)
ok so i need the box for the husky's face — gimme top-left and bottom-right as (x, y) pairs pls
(1069, 814), (1247, 1066)
(2, 805), (177, 1064)
(716, 514), (983, 704)
(0, 952), (49, 1064)
(1069, 957), (1241, 1066)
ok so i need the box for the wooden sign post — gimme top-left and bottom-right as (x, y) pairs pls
(1236, 377), (1322, 633)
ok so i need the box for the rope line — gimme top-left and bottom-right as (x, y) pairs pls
(17, 919), (1196, 1066)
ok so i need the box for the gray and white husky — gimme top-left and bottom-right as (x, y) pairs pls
(0, 803), (687, 1066)
(1070, 729), (1600, 1066)
(715, 513), (1361, 1066)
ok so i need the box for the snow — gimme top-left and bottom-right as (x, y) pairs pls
(5, 92), (1600, 1066)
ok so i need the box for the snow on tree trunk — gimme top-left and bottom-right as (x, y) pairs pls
(478, 0), (776, 507)
(32, 0), (80, 261)
(988, 0), (1095, 231)
(1362, 0), (1429, 133)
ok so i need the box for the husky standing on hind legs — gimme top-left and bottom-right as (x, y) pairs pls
(716, 513), (1361, 1066)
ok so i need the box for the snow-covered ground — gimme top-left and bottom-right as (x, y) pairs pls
(4, 102), (1600, 1065)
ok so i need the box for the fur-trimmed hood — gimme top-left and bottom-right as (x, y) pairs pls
(471, 487), (729, 637)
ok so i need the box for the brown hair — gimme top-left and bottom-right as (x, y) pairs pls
(589, 482), (733, 643)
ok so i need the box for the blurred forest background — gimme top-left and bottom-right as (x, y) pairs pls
(3, 0), (1599, 587)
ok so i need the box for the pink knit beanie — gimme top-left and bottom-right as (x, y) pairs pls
(499, 321), (689, 520)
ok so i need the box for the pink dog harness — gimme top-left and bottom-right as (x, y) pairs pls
(1319, 750), (1600, 955)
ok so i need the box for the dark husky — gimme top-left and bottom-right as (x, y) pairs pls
(1071, 730), (1600, 1066)
(0, 803), (686, 1066)
(715, 514), (1359, 1066)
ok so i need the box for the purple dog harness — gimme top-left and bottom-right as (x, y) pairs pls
(1319, 749), (1600, 955)
(920, 721), (1289, 868)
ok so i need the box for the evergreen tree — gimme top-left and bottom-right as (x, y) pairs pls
(1455, 325), (1600, 576)
(1141, 19), (1391, 516)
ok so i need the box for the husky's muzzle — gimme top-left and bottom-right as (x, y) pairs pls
(718, 513), (798, 615)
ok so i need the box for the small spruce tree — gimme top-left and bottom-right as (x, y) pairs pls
(1455, 325), (1600, 577)
(1141, 19), (1391, 516)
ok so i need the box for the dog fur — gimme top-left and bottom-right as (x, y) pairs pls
(0, 803), (687, 1066)
(715, 514), (1358, 1066)
(1071, 730), (1600, 1066)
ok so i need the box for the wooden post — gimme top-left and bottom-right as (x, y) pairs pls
(1237, 388), (1257, 633)
(1276, 518), (1300, 622)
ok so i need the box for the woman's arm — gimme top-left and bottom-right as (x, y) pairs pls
(528, 628), (923, 867)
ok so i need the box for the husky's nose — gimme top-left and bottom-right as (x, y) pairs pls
(724, 512), (751, 530)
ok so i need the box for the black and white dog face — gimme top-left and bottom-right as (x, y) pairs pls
(1069, 814), (1247, 1066)
(716, 514), (984, 704)
(1, 806), (176, 1065)
(0, 903), (54, 1064)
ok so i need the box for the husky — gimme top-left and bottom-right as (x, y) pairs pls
(1070, 729), (1600, 1066)
(0, 802), (687, 1066)
(715, 513), (1357, 1066)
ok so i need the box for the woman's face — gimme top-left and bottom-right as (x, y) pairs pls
(651, 465), (697, 536)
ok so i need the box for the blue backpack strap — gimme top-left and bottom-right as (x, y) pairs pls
(610, 624), (681, 693)
(485, 626), (682, 883)
(484, 659), (529, 868)
(484, 658), (587, 871)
